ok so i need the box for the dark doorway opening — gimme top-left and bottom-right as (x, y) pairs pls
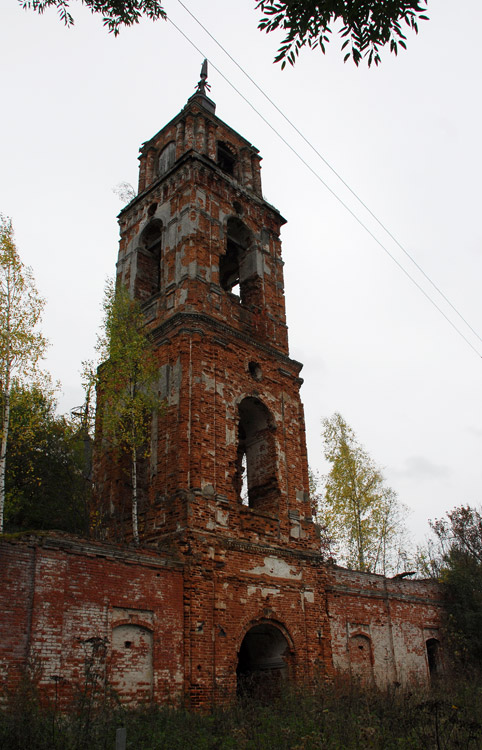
(236, 623), (290, 699)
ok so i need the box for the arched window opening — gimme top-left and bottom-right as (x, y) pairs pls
(235, 397), (278, 513)
(348, 634), (374, 685)
(426, 638), (441, 680)
(248, 361), (262, 381)
(236, 623), (290, 699)
(217, 141), (236, 175)
(219, 218), (259, 306)
(219, 237), (241, 296)
(158, 142), (176, 177)
(137, 220), (162, 300)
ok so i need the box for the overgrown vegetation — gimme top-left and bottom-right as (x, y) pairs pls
(3, 381), (90, 534)
(0, 215), (47, 532)
(418, 505), (482, 670)
(1, 674), (482, 749)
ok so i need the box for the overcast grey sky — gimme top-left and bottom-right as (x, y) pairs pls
(1, 0), (481, 546)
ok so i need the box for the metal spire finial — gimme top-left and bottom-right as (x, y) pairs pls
(195, 59), (211, 95)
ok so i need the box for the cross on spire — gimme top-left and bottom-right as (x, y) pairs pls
(195, 59), (211, 95)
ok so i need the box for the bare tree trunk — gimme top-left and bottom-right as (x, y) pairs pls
(131, 442), (139, 545)
(0, 371), (11, 533)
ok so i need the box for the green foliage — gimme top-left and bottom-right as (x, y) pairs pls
(20, 0), (429, 66)
(429, 506), (482, 668)
(3, 381), (89, 534)
(97, 280), (157, 451)
(97, 279), (159, 543)
(2, 677), (482, 749)
(0, 216), (46, 383)
(0, 215), (48, 532)
(319, 412), (409, 574)
(19, 0), (166, 35)
(257, 0), (429, 67)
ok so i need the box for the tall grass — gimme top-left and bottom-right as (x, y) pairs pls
(1, 674), (481, 749)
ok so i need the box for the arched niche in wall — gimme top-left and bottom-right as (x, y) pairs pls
(426, 638), (442, 681)
(158, 141), (176, 177)
(219, 217), (260, 307)
(135, 219), (163, 301)
(348, 633), (374, 685)
(110, 624), (154, 703)
(234, 396), (278, 513)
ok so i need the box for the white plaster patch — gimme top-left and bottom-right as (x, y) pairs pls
(242, 556), (302, 580)
(290, 523), (300, 539)
(216, 509), (229, 526)
(202, 372), (215, 392)
(247, 585), (280, 598)
(111, 624), (153, 702)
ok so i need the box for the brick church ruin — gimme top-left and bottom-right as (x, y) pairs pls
(0, 65), (444, 707)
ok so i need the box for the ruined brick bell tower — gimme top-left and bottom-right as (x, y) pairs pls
(1, 64), (442, 711)
(96, 62), (317, 550)
(94, 62), (329, 703)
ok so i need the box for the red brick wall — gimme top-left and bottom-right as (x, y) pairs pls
(0, 535), (445, 708)
(0, 535), (184, 706)
(326, 566), (444, 688)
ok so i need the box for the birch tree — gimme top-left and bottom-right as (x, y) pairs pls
(319, 412), (409, 574)
(96, 280), (158, 545)
(0, 216), (47, 532)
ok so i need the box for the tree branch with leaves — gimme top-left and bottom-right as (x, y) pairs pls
(0, 216), (47, 533)
(19, 0), (166, 35)
(257, 0), (429, 67)
(20, 0), (429, 66)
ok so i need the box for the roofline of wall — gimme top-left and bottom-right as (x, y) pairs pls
(0, 533), (184, 571)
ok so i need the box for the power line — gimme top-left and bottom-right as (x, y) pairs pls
(176, 0), (482, 352)
(167, 14), (482, 360)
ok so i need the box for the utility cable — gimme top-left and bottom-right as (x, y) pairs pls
(167, 16), (482, 359)
(175, 0), (482, 350)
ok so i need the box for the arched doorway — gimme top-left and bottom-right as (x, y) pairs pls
(236, 622), (291, 698)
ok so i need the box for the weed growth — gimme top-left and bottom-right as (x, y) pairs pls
(1, 675), (481, 749)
